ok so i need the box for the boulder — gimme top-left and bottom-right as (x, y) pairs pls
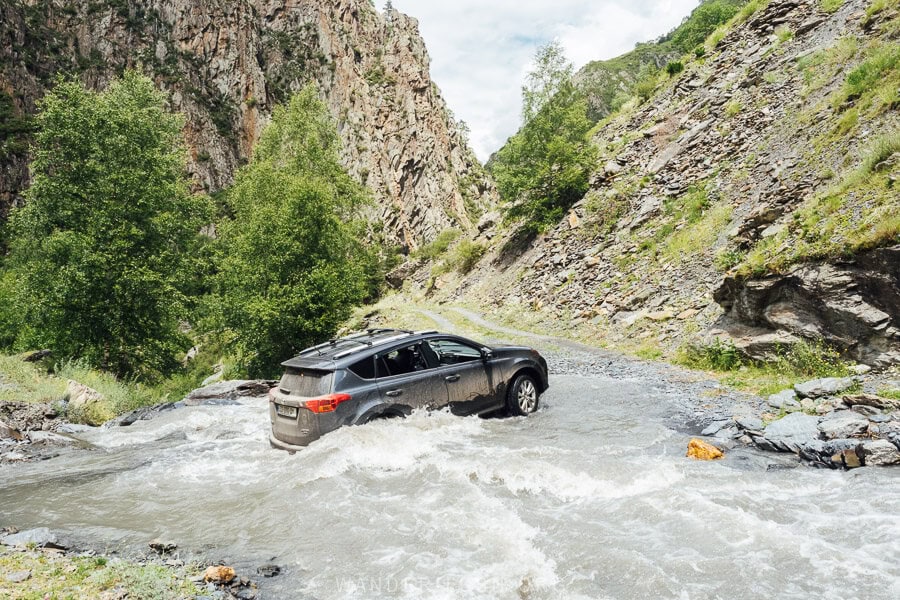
(761, 412), (820, 453)
(701, 420), (731, 436)
(183, 380), (276, 405)
(735, 416), (765, 433)
(817, 411), (870, 440)
(686, 438), (724, 460)
(66, 380), (104, 411)
(794, 377), (857, 399)
(767, 389), (797, 410)
(204, 565), (236, 583)
(1, 527), (65, 549)
(0, 419), (23, 441)
(860, 440), (900, 466)
(843, 393), (900, 411)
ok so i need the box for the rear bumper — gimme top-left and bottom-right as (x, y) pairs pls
(269, 431), (319, 452)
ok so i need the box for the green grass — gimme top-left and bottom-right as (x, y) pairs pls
(819, 0), (845, 13)
(662, 202), (733, 262)
(877, 388), (900, 400)
(412, 228), (461, 260)
(724, 100), (742, 118)
(738, 131), (900, 276)
(831, 42), (900, 112)
(675, 339), (852, 395)
(0, 550), (201, 599)
(0, 341), (234, 425)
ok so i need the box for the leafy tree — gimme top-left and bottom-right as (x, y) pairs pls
(668, 0), (743, 53)
(490, 42), (597, 232)
(4, 71), (210, 378)
(215, 85), (371, 377)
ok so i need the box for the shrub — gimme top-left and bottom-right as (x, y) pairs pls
(666, 61), (684, 76)
(412, 228), (461, 260)
(694, 46), (706, 59)
(448, 240), (485, 274)
(680, 339), (743, 371)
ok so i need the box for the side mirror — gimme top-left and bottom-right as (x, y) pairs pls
(481, 347), (494, 361)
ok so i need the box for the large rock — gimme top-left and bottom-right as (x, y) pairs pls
(0, 418), (23, 441)
(760, 412), (820, 453)
(767, 389), (799, 411)
(66, 380), (103, 411)
(817, 411), (870, 440)
(714, 246), (900, 367)
(1, 527), (65, 549)
(794, 377), (857, 399)
(860, 440), (900, 466)
(183, 380), (275, 405)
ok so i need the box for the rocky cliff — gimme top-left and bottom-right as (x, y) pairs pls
(435, 0), (900, 367)
(0, 0), (494, 248)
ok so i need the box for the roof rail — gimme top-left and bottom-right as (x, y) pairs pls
(332, 330), (420, 359)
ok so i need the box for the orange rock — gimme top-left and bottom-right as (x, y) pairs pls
(687, 438), (724, 460)
(203, 565), (236, 583)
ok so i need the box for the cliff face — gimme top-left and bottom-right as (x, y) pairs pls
(440, 0), (900, 367)
(0, 0), (494, 248)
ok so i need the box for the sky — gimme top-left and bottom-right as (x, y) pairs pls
(388, 0), (700, 160)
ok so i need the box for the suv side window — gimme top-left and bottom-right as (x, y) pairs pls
(379, 343), (431, 377)
(348, 356), (376, 380)
(427, 339), (482, 366)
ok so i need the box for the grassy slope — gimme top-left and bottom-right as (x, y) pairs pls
(0, 548), (201, 600)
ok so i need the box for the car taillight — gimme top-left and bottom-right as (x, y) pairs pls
(303, 393), (352, 413)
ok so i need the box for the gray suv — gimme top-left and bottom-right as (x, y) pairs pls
(269, 329), (549, 450)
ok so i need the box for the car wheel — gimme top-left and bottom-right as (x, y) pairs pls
(507, 373), (539, 416)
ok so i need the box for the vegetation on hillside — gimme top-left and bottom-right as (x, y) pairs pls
(576, 0), (747, 120)
(490, 42), (597, 233)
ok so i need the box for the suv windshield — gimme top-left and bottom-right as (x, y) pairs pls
(279, 369), (333, 396)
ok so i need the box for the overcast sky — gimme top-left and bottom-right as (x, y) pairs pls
(388, 0), (700, 160)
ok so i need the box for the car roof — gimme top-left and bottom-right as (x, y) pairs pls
(281, 329), (454, 371)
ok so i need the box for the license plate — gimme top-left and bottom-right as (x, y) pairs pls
(275, 404), (298, 418)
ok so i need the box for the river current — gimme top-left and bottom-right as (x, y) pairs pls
(1, 374), (898, 599)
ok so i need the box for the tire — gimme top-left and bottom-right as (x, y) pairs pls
(506, 373), (539, 416)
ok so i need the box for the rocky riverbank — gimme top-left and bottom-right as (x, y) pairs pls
(0, 379), (275, 465)
(0, 526), (275, 599)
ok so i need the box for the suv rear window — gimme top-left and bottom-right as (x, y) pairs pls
(279, 369), (333, 396)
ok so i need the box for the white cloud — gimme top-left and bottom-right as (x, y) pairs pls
(388, 0), (699, 160)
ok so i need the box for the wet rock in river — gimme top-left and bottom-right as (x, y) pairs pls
(759, 412), (819, 453)
(687, 438), (724, 460)
(149, 539), (177, 555)
(183, 381), (276, 406)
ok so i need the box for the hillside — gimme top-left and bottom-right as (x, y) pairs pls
(429, 0), (900, 368)
(0, 0), (495, 248)
(575, 0), (748, 121)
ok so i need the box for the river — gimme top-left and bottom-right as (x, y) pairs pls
(2, 352), (898, 599)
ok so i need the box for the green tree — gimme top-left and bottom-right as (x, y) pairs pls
(490, 42), (597, 232)
(4, 71), (209, 378)
(215, 85), (371, 377)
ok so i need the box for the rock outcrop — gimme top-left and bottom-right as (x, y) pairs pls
(0, 0), (495, 248)
(714, 246), (900, 367)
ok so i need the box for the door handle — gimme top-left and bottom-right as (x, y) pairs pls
(385, 390), (403, 397)
(445, 374), (460, 382)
